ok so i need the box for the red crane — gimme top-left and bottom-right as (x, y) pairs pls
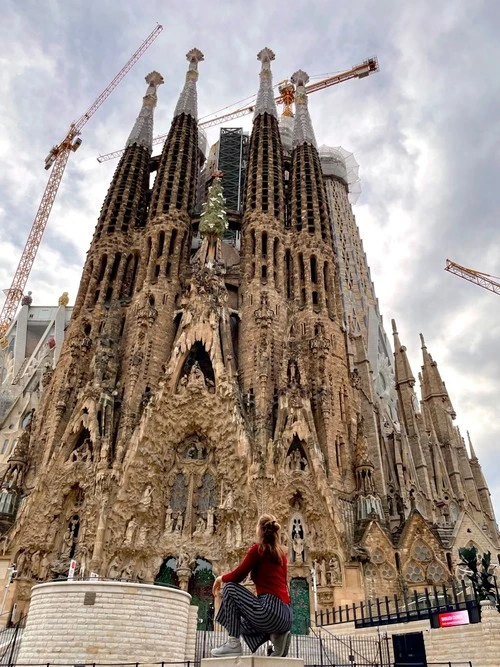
(0, 24), (163, 344)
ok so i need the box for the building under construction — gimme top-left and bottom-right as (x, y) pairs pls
(0, 47), (498, 631)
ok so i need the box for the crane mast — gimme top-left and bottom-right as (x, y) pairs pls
(445, 259), (500, 296)
(0, 24), (163, 343)
(97, 56), (379, 164)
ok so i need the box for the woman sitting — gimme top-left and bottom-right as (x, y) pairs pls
(211, 514), (292, 657)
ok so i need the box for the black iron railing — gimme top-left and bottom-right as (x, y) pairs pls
(315, 578), (498, 628)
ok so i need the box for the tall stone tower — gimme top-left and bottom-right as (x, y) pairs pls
(3, 49), (498, 626)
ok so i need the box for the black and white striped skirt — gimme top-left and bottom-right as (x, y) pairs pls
(215, 582), (293, 653)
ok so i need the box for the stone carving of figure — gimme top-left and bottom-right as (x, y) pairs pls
(39, 552), (50, 580)
(205, 508), (215, 536)
(31, 551), (41, 579)
(121, 562), (133, 580)
(234, 520), (243, 548)
(164, 506), (174, 534)
(292, 534), (305, 562)
(60, 516), (79, 560)
(193, 517), (205, 537)
(108, 556), (122, 579)
(329, 556), (341, 584)
(124, 518), (137, 546)
(220, 488), (234, 510)
(174, 513), (184, 534)
(140, 485), (153, 509)
(177, 547), (190, 571)
(226, 522), (233, 547)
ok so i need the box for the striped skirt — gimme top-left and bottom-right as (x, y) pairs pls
(215, 582), (293, 653)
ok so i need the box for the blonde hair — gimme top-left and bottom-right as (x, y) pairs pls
(257, 514), (286, 564)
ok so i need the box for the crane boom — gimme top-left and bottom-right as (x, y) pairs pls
(97, 56), (379, 163)
(445, 259), (500, 296)
(0, 25), (163, 341)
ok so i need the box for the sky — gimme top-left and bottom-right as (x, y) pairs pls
(1, 1), (500, 520)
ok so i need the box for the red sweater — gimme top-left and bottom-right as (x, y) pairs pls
(221, 543), (290, 604)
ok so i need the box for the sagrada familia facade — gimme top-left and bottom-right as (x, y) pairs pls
(1, 47), (498, 626)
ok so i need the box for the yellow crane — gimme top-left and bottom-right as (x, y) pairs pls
(445, 259), (500, 296)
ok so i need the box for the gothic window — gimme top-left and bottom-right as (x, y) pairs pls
(380, 563), (396, 580)
(405, 560), (425, 583)
(170, 473), (188, 513)
(413, 542), (432, 562)
(364, 563), (377, 579)
(371, 548), (385, 564)
(196, 472), (217, 513)
(427, 562), (446, 584)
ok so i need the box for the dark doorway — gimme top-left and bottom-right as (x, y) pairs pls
(392, 632), (427, 667)
(290, 577), (310, 634)
(188, 558), (215, 631)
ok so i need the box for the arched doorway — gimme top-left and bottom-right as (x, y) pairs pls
(155, 557), (179, 588)
(290, 577), (311, 635)
(188, 558), (215, 630)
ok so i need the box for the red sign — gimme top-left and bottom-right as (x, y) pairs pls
(438, 610), (470, 628)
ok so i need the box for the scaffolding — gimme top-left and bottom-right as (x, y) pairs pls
(217, 128), (249, 212)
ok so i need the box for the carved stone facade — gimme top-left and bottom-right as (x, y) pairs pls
(3, 48), (499, 622)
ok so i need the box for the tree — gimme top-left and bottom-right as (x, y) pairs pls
(458, 545), (497, 604)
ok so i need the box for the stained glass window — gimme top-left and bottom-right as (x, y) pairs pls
(170, 473), (188, 512)
(427, 562), (446, 583)
(196, 472), (217, 513)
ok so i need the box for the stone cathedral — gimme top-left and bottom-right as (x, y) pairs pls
(1, 48), (498, 628)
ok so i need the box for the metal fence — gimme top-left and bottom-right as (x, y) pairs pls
(316, 579), (489, 629)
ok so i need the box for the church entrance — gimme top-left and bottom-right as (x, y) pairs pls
(290, 577), (311, 634)
(188, 558), (215, 630)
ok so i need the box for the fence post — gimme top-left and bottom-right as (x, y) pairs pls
(319, 633), (324, 667)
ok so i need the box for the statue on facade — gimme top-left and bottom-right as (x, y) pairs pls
(60, 516), (79, 560)
(193, 517), (205, 537)
(164, 506), (173, 533)
(140, 485), (153, 509)
(205, 507), (215, 536)
(124, 518), (137, 546)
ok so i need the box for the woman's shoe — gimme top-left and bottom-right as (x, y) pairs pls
(270, 631), (291, 657)
(211, 637), (243, 657)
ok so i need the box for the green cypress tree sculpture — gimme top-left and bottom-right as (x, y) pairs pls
(199, 173), (228, 240)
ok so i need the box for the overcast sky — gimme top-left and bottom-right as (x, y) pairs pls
(1, 1), (499, 524)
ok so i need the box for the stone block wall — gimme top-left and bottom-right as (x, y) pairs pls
(17, 580), (196, 664)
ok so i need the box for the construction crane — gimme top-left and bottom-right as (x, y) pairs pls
(445, 259), (500, 296)
(0, 24), (163, 344)
(97, 57), (379, 163)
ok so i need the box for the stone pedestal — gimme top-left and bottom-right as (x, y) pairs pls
(203, 658), (304, 667)
(17, 580), (197, 664)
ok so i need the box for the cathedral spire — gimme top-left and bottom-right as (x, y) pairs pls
(173, 48), (204, 119)
(290, 70), (317, 148)
(392, 319), (415, 387)
(254, 48), (278, 120)
(148, 48), (203, 219)
(419, 333), (455, 416)
(126, 71), (164, 149)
